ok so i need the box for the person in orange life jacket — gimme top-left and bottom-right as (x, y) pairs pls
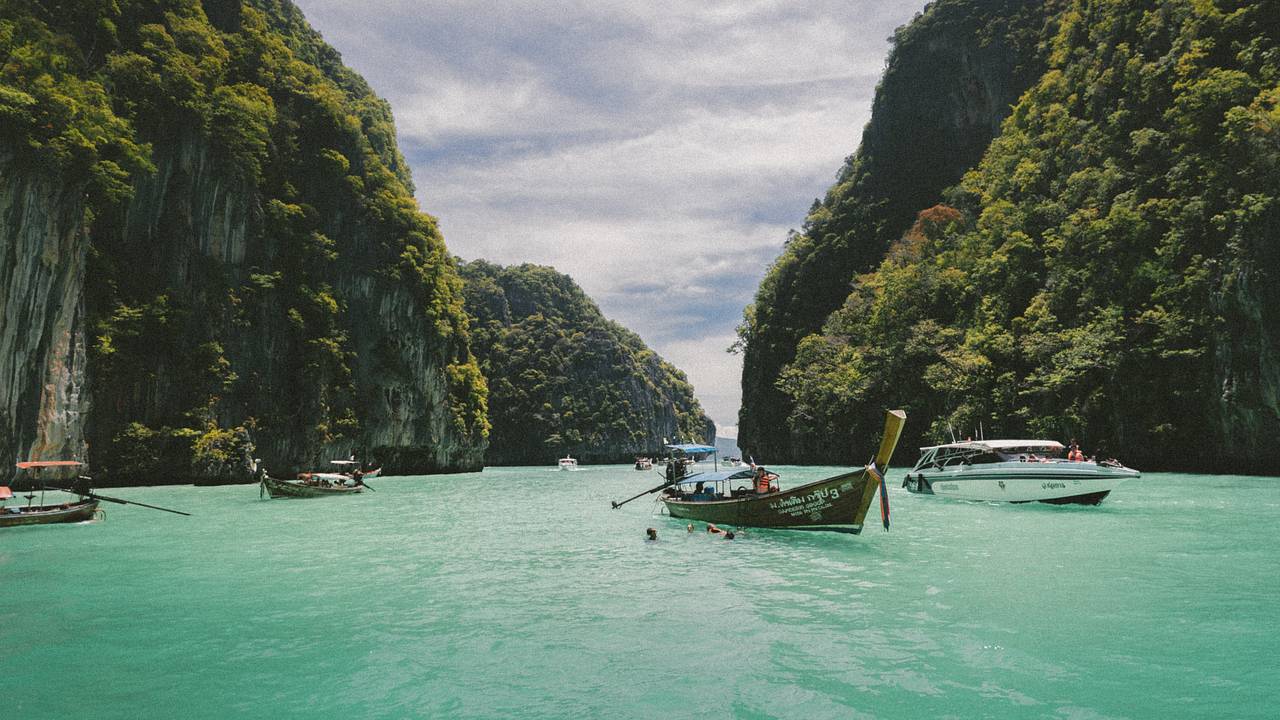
(754, 466), (777, 494)
(1068, 439), (1084, 462)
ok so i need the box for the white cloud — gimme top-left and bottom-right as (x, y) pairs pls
(293, 0), (927, 428)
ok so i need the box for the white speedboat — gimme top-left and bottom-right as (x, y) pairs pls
(558, 456), (578, 471)
(903, 439), (1138, 505)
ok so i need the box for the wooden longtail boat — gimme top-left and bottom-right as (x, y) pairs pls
(659, 410), (906, 533)
(259, 473), (364, 499)
(2, 461), (100, 528)
(3, 461), (188, 528)
(0, 495), (99, 528)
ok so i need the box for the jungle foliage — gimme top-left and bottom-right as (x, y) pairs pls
(1, 0), (486, 481)
(736, 0), (1061, 461)
(460, 260), (713, 465)
(760, 0), (1280, 473)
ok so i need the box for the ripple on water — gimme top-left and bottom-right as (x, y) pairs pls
(1, 468), (1277, 718)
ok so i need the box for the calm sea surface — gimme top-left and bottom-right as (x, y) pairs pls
(2, 466), (1276, 719)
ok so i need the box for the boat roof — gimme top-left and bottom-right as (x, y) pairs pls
(0, 487), (12, 499)
(920, 439), (1066, 452)
(330, 460), (358, 466)
(16, 460), (84, 469)
(666, 444), (716, 454)
(675, 468), (755, 484)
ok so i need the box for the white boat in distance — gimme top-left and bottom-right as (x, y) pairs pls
(903, 439), (1139, 505)
(558, 456), (578, 471)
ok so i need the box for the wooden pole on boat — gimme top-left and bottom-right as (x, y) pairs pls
(874, 409), (907, 469)
(49, 481), (191, 516)
(611, 472), (679, 509)
(852, 410), (907, 529)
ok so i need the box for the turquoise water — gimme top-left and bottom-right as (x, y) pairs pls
(2, 466), (1276, 719)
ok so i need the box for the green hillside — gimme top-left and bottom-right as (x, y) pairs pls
(742, 0), (1280, 473)
(460, 260), (714, 465)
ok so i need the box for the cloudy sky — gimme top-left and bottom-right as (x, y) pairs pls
(292, 0), (927, 437)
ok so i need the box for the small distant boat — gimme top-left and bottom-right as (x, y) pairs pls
(3, 461), (188, 527)
(722, 456), (743, 468)
(258, 460), (377, 499)
(612, 411), (906, 534)
(903, 439), (1139, 505)
(558, 456), (578, 471)
(634, 457), (652, 471)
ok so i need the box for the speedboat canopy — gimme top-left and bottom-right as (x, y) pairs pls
(919, 440), (1065, 453)
(666, 444), (717, 454)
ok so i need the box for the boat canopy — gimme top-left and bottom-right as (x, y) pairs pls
(675, 469), (755, 485)
(330, 460), (358, 466)
(919, 440), (1065, 453)
(16, 460), (84, 469)
(666, 444), (717, 454)
(0, 487), (12, 499)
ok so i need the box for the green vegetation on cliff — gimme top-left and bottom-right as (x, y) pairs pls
(737, 0), (1061, 462)
(1, 0), (488, 482)
(460, 260), (713, 465)
(756, 0), (1280, 473)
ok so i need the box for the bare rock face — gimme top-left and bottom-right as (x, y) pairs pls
(80, 130), (485, 485)
(0, 158), (90, 471)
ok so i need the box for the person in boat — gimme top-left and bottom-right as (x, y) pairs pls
(1068, 440), (1085, 462)
(753, 466), (777, 494)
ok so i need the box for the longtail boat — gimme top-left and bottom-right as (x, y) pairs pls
(259, 474), (364, 498)
(2, 461), (100, 528)
(2, 461), (188, 528)
(612, 410), (906, 534)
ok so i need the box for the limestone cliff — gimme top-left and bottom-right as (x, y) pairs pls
(737, 0), (1061, 462)
(0, 157), (91, 469)
(1, 0), (488, 484)
(751, 0), (1280, 473)
(460, 260), (714, 465)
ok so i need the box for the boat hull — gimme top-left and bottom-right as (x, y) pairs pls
(0, 499), (99, 527)
(260, 475), (363, 499)
(662, 469), (880, 533)
(903, 462), (1137, 504)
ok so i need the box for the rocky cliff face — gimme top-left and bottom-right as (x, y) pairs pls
(737, 0), (1060, 462)
(0, 158), (91, 470)
(460, 260), (714, 465)
(1, 0), (488, 485)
